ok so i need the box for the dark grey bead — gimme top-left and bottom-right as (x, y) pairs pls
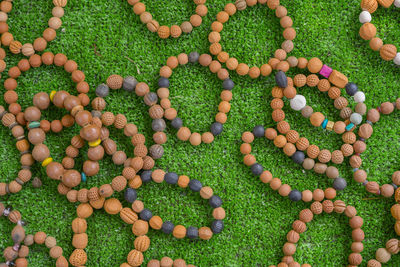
(124, 188), (137, 203)
(123, 76), (138, 92)
(161, 221), (174, 234)
(222, 79), (234, 90)
(345, 82), (358, 96)
(140, 209), (153, 221)
(143, 92), (158, 106)
(188, 179), (202, 192)
(141, 171), (152, 183)
(31, 177), (42, 188)
(211, 220), (224, 234)
(333, 177), (347, 191)
(91, 110), (102, 118)
(251, 163), (263, 176)
(165, 172), (178, 184)
(95, 83), (109, 97)
(288, 190), (302, 202)
(209, 195), (222, 208)
(152, 119), (166, 132)
(292, 151), (305, 164)
(210, 122), (223, 136)
(149, 144), (164, 159)
(188, 52), (199, 63)
(186, 226), (198, 239)
(253, 125), (265, 137)
(171, 117), (183, 129)
(158, 77), (170, 88)
(275, 71), (288, 88)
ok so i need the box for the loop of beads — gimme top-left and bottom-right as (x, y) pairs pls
(208, 0), (297, 78)
(127, 0), (207, 39)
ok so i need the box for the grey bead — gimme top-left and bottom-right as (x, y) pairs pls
(345, 82), (358, 96)
(350, 113), (362, 125)
(162, 221), (174, 234)
(91, 110), (102, 118)
(211, 220), (224, 234)
(152, 119), (166, 132)
(31, 177), (42, 188)
(165, 172), (178, 184)
(275, 71), (288, 88)
(140, 209), (153, 221)
(188, 179), (202, 192)
(143, 92), (158, 106)
(210, 122), (223, 136)
(253, 125), (265, 137)
(186, 226), (198, 239)
(158, 77), (170, 88)
(141, 171), (152, 183)
(188, 52), (199, 63)
(222, 79), (234, 90)
(292, 151), (305, 164)
(251, 163), (263, 176)
(95, 83), (109, 97)
(149, 144), (164, 159)
(123, 76), (138, 92)
(333, 177), (347, 191)
(289, 190), (302, 201)
(124, 188), (137, 203)
(209, 195), (222, 208)
(171, 117), (183, 129)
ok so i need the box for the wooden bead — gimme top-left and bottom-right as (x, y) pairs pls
(380, 44), (397, 61)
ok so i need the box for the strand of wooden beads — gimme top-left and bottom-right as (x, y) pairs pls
(240, 128), (341, 202)
(359, 0), (400, 66)
(126, 169), (225, 239)
(0, 0), (67, 56)
(270, 200), (364, 266)
(366, 238), (400, 266)
(0, 109), (35, 196)
(3, 52), (90, 132)
(208, 0), (297, 78)
(147, 258), (196, 267)
(351, 100), (400, 198)
(71, 201), (151, 267)
(127, 0), (208, 39)
(92, 74), (165, 160)
(392, 193), (400, 235)
(155, 52), (234, 145)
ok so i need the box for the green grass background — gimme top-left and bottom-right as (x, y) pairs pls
(0, 0), (399, 266)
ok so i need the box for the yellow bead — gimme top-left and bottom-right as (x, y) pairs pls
(88, 139), (101, 147)
(42, 157), (53, 167)
(326, 121), (334, 131)
(50, 90), (57, 102)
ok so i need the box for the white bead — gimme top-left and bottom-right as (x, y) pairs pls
(350, 113), (363, 125)
(395, 0), (400, 7)
(290, 95), (306, 111)
(394, 53), (400, 65)
(359, 11), (371, 24)
(353, 91), (365, 103)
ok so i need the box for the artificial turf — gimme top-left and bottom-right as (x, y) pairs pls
(0, 0), (400, 266)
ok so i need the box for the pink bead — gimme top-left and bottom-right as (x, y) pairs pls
(319, 64), (333, 78)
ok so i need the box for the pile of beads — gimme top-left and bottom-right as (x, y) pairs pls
(0, 0), (67, 56)
(125, 169), (225, 239)
(240, 127), (343, 202)
(127, 0), (207, 39)
(155, 52), (234, 145)
(366, 238), (400, 266)
(359, 0), (400, 65)
(351, 99), (400, 198)
(147, 258), (195, 267)
(208, 0), (297, 78)
(0, 108), (35, 196)
(270, 200), (364, 266)
(94, 74), (165, 159)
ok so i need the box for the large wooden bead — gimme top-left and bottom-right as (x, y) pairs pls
(127, 249), (144, 267)
(361, 0), (378, 13)
(380, 44), (397, 61)
(360, 23), (376, 40)
(391, 204), (400, 220)
(104, 198), (122, 214)
(69, 249), (87, 267)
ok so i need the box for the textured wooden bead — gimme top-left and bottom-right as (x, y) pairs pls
(380, 44), (397, 61)
(199, 226), (213, 240)
(132, 220), (148, 236)
(376, 248), (391, 263)
(72, 233), (88, 249)
(71, 217), (87, 234)
(377, 0), (394, 8)
(361, 0), (378, 13)
(385, 239), (399, 254)
(310, 112), (324, 127)
(104, 198), (122, 215)
(134, 235), (150, 252)
(69, 249), (87, 267)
